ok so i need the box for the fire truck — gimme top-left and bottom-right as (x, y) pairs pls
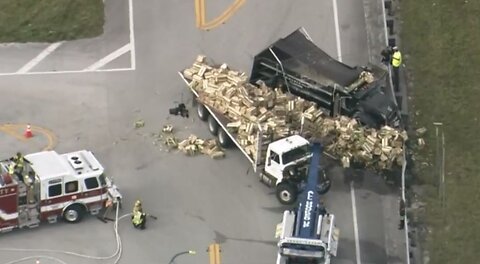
(0, 150), (122, 233)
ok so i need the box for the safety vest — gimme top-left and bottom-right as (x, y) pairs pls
(8, 164), (15, 175)
(392, 51), (402, 67)
(132, 212), (144, 225)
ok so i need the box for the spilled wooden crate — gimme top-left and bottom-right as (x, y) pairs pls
(182, 55), (408, 170)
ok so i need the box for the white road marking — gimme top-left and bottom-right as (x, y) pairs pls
(128, 0), (136, 69)
(332, 0), (342, 62)
(16, 42), (63, 73)
(332, 0), (362, 262)
(84, 43), (131, 71)
(350, 182), (362, 264)
(0, 67), (133, 76)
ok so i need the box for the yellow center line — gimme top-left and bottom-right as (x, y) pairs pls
(0, 126), (27, 142)
(195, 0), (246, 30)
(202, 0), (245, 30)
(194, 0), (202, 28)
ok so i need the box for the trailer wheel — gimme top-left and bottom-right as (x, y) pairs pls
(63, 204), (85, 223)
(208, 115), (219, 135)
(317, 170), (332, 195)
(276, 182), (298, 205)
(217, 129), (232, 148)
(197, 104), (209, 121)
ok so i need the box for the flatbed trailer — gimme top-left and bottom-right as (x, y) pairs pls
(178, 72), (331, 205)
(178, 72), (265, 172)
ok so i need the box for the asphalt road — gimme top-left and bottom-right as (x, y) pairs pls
(0, 0), (405, 263)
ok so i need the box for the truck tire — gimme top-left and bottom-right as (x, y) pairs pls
(63, 204), (85, 223)
(217, 129), (232, 148)
(317, 170), (332, 195)
(197, 104), (209, 121)
(276, 182), (298, 205)
(208, 115), (219, 135)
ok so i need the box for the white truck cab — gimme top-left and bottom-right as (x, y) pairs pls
(261, 135), (331, 205)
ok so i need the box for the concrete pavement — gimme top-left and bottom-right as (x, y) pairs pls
(0, 0), (406, 263)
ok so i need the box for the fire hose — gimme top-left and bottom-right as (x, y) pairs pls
(0, 202), (131, 264)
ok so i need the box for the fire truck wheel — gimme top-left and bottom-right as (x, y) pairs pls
(197, 104), (209, 121)
(217, 129), (232, 148)
(276, 182), (298, 205)
(63, 205), (85, 223)
(208, 115), (219, 135)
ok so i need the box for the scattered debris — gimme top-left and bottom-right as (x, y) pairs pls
(162, 125), (174, 133)
(155, 124), (225, 159)
(415, 127), (427, 136)
(417, 138), (425, 149)
(182, 56), (409, 170)
(134, 119), (145, 129)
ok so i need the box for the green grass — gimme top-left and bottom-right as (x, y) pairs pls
(0, 0), (104, 43)
(401, 0), (480, 263)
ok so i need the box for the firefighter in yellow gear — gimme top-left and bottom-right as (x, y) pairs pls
(10, 152), (26, 171)
(132, 211), (146, 229)
(132, 200), (146, 229)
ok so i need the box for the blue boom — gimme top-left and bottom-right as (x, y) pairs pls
(295, 142), (323, 239)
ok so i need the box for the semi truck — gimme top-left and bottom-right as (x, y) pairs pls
(275, 142), (339, 264)
(0, 150), (122, 232)
(250, 28), (401, 129)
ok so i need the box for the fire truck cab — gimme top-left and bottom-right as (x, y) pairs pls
(0, 150), (122, 233)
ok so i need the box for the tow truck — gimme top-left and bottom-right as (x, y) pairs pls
(250, 28), (401, 128)
(275, 142), (339, 264)
(0, 150), (122, 233)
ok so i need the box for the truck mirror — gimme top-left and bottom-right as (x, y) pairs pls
(267, 157), (272, 166)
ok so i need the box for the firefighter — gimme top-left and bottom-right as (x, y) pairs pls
(132, 200), (146, 229)
(8, 163), (23, 183)
(11, 152), (25, 171)
(133, 200), (143, 214)
(391, 46), (402, 90)
(381, 46), (393, 65)
(132, 210), (147, 230)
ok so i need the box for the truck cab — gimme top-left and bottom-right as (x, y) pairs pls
(261, 135), (331, 205)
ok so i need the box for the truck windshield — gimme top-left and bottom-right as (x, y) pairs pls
(282, 145), (311, 165)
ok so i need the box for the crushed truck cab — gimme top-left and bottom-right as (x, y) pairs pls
(0, 150), (122, 233)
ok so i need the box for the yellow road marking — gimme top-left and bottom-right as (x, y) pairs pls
(0, 123), (57, 151)
(195, 0), (202, 27)
(195, 0), (246, 30)
(0, 126), (27, 142)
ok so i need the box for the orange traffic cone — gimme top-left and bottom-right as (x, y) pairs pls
(24, 124), (33, 138)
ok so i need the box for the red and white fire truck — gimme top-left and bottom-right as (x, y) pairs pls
(0, 150), (122, 233)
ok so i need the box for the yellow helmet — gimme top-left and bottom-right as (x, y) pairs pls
(135, 200), (142, 206)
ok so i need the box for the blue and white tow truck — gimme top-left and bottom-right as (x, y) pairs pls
(275, 143), (339, 264)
